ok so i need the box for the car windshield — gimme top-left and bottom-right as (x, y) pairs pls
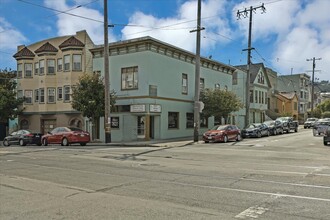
(68, 127), (83, 132)
(247, 124), (261, 128)
(277, 117), (289, 122)
(263, 121), (274, 126)
(307, 118), (317, 121)
(212, 125), (227, 130)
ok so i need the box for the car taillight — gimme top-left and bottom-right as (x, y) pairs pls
(25, 134), (34, 137)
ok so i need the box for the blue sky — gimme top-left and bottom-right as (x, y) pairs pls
(0, 0), (329, 81)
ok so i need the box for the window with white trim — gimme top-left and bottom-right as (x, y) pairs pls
(34, 62), (39, 75)
(64, 55), (70, 71)
(24, 63), (32, 77)
(47, 59), (55, 74)
(17, 64), (22, 78)
(39, 60), (45, 75)
(121, 66), (138, 90)
(47, 88), (56, 103)
(34, 89), (39, 102)
(73, 54), (82, 71)
(57, 87), (63, 100)
(57, 58), (62, 72)
(39, 88), (45, 103)
(24, 90), (33, 104)
(64, 86), (70, 101)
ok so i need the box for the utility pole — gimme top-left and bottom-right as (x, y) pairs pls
(190, 0), (204, 142)
(104, 0), (111, 143)
(237, 3), (266, 127)
(306, 57), (322, 115)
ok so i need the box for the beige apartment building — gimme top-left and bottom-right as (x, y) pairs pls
(13, 30), (94, 134)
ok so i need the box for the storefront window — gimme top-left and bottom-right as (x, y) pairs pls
(168, 112), (179, 129)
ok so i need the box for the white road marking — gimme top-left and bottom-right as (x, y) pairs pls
(235, 206), (269, 219)
(155, 180), (330, 202)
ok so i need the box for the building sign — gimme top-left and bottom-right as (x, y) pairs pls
(111, 117), (119, 128)
(150, 104), (162, 113)
(130, 104), (146, 112)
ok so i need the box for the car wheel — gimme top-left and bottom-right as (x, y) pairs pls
(294, 128), (298, 132)
(19, 139), (26, 146)
(42, 138), (48, 146)
(273, 129), (277, 135)
(324, 141), (328, 146)
(62, 138), (69, 146)
(80, 143), (86, 146)
(204, 141), (209, 143)
(236, 134), (241, 142)
(3, 139), (10, 146)
(223, 135), (228, 143)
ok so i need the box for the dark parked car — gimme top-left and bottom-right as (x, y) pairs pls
(304, 117), (318, 129)
(203, 124), (241, 143)
(276, 117), (298, 133)
(324, 125), (330, 146)
(263, 120), (283, 135)
(313, 119), (330, 136)
(3, 130), (42, 146)
(241, 123), (270, 138)
(41, 127), (90, 146)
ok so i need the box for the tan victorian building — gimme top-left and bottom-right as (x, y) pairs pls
(13, 30), (94, 134)
(275, 92), (299, 120)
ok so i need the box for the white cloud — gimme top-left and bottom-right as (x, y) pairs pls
(0, 17), (27, 51)
(271, 0), (330, 81)
(121, 0), (232, 53)
(44, 0), (116, 44)
(234, 0), (300, 42)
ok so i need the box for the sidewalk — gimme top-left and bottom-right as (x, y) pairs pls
(91, 137), (203, 148)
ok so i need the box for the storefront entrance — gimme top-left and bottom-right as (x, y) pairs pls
(137, 115), (155, 140)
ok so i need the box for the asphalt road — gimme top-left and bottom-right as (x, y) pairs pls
(0, 128), (329, 220)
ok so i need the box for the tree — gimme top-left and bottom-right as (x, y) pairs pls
(200, 88), (243, 123)
(71, 72), (116, 139)
(0, 69), (24, 123)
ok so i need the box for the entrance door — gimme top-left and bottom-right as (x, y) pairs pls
(41, 119), (56, 134)
(137, 116), (145, 139)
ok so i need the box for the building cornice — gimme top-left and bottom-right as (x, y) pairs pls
(90, 36), (236, 75)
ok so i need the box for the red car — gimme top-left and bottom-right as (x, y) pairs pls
(203, 124), (241, 143)
(41, 127), (90, 146)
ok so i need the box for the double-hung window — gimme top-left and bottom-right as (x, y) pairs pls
(17, 64), (22, 78)
(39, 88), (45, 103)
(121, 66), (138, 90)
(47, 59), (55, 74)
(47, 88), (56, 103)
(72, 54), (82, 71)
(57, 58), (63, 72)
(64, 86), (70, 101)
(24, 63), (32, 77)
(57, 87), (63, 100)
(34, 62), (39, 75)
(24, 90), (33, 104)
(64, 55), (70, 71)
(39, 60), (45, 75)
(34, 89), (39, 102)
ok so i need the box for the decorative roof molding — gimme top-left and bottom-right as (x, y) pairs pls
(90, 36), (236, 74)
(35, 42), (58, 54)
(59, 36), (85, 49)
(13, 47), (35, 59)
